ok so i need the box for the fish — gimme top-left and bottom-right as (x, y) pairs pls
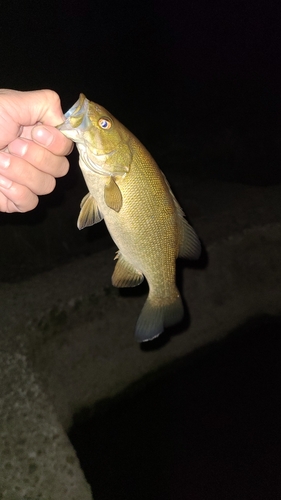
(57, 94), (201, 342)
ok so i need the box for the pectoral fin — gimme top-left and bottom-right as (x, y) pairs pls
(77, 192), (104, 230)
(104, 177), (123, 212)
(112, 252), (144, 288)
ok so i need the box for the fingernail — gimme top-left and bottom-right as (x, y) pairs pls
(32, 126), (53, 147)
(8, 138), (28, 157)
(0, 175), (12, 188)
(0, 152), (11, 168)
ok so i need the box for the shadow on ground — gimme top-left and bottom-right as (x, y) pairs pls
(68, 315), (281, 500)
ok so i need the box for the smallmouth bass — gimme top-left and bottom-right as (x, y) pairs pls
(57, 94), (201, 342)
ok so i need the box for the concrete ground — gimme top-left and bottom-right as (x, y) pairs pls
(1, 178), (281, 499)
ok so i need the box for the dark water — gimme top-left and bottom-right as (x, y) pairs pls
(69, 315), (281, 500)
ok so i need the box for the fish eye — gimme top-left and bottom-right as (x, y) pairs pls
(98, 117), (112, 130)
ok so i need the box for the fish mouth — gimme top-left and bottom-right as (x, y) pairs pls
(64, 93), (88, 120)
(56, 93), (90, 139)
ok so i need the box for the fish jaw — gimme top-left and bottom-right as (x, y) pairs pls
(64, 93), (88, 119)
(56, 93), (91, 142)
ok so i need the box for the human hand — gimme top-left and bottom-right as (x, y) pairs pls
(0, 89), (73, 213)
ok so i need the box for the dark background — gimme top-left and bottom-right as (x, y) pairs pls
(2, 0), (281, 184)
(1, 0), (281, 280)
(1, 2), (281, 498)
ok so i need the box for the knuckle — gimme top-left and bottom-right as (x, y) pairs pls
(10, 184), (39, 212)
(32, 146), (46, 166)
(19, 196), (39, 212)
(44, 175), (56, 195)
(67, 141), (74, 155)
(57, 157), (70, 177)
(41, 89), (60, 106)
(54, 132), (73, 156)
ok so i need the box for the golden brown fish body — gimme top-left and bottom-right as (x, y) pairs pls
(58, 94), (201, 341)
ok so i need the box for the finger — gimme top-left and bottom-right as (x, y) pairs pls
(0, 89), (65, 127)
(0, 89), (67, 148)
(0, 190), (21, 213)
(31, 125), (73, 156)
(0, 150), (56, 195)
(7, 138), (69, 178)
(0, 181), (39, 213)
(0, 191), (16, 212)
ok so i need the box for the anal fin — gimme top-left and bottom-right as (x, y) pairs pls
(112, 252), (144, 288)
(77, 192), (104, 230)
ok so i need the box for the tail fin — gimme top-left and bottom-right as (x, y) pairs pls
(135, 293), (184, 342)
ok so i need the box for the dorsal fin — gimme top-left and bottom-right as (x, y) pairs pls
(178, 217), (201, 259)
(161, 171), (201, 259)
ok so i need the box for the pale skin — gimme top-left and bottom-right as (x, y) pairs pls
(0, 89), (73, 213)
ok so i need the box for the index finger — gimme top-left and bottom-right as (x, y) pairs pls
(31, 125), (73, 156)
(0, 89), (65, 127)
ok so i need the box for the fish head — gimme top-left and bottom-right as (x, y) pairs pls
(57, 94), (132, 176)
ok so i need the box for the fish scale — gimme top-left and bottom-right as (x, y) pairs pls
(57, 94), (201, 341)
